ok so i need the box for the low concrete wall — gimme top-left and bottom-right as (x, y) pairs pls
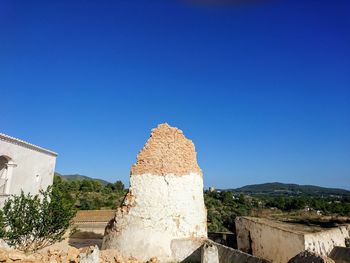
(168, 239), (270, 263)
(170, 238), (204, 263)
(236, 216), (350, 263)
(236, 217), (305, 263)
(207, 240), (270, 263)
(208, 232), (236, 248)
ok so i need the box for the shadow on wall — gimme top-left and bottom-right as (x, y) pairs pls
(181, 245), (202, 263)
(70, 231), (103, 240)
(208, 232), (237, 249)
(69, 231), (103, 249)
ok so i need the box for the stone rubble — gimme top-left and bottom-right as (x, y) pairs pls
(80, 245), (100, 263)
(0, 245), (158, 263)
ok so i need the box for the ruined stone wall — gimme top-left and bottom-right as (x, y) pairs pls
(304, 225), (350, 256)
(130, 123), (202, 176)
(102, 124), (207, 262)
(236, 217), (350, 263)
(236, 217), (305, 263)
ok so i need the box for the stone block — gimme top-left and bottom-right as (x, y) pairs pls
(201, 242), (219, 263)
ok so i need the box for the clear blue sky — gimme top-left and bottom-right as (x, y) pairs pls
(1, 0), (349, 189)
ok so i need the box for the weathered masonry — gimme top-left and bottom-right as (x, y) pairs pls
(0, 133), (57, 205)
(102, 123), (207, 262)
(236, 216), (350, 263)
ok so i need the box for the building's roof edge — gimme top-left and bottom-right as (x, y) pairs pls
(0, 133), (58, 157)
(237, 216), (324, 235)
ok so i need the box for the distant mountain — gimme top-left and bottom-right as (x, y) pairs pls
(230, 182), (350, 197)
(54, 172), (110, 185)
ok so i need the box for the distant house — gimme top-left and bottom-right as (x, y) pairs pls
(0, 133), (57, 206)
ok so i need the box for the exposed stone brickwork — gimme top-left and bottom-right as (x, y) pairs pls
(131, 123), (202, 176)
(102, 123), (207, 262)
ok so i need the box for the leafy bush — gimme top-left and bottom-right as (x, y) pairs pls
(0, 186), (76, 252)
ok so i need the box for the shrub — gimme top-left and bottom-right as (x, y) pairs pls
(0, 186), (76, 252)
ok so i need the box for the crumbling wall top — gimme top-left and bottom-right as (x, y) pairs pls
(130, 123), (202, 176)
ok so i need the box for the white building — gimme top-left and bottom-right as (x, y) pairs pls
(0, 133), (57, 205)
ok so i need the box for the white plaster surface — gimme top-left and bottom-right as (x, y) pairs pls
(305, 225), (350, 256)
(102, 173), (207, 262)
(236, 217), (350, 263)
(0, 137), (56, 205)
(236, 217), (305, 263)
(201, 243), (219, 263)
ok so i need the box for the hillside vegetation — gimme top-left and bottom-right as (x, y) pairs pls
(55, 172), (110, 186)
(53, 174), (350, 232)
(53, 175), (126, 210)
(231, 182), (350, 197)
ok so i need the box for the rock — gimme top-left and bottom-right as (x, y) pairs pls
(80, 245), (100, 263)
(48, 248), (60, 256)
(0, 250), (7, 262)
(67, 246), (80, 261)
(288, 250), (335, 263)
(126, 257), (140, 263)
(146, 257), (160, 263)
(201, 242), (219, 263)
(100, 249), (124, 263)
(8, 250), (26, 261)
(0, 240), (9, 249)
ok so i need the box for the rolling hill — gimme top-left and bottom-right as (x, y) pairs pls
(230, 182), (350, 197)
(54, 172), (110, 185)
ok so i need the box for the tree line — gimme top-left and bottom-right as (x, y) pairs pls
(53, 176), (126, 210)
(52, 176), (350, 232)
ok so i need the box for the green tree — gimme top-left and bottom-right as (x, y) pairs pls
(114, 181), (124, 192)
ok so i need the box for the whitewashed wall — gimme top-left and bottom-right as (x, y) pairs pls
(236, 217), (305, 263)
(102, 172), (207, 262)
(0, 137), (56, 204)
(305, 225), (350, 256)
(236, 217), (350, 263)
